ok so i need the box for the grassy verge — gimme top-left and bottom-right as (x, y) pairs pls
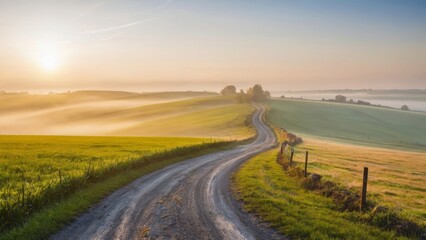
(1, 141), (236, 240)
(232, 149), (408, 240)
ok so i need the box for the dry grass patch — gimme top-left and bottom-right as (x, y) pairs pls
(291, 138), (426, 226)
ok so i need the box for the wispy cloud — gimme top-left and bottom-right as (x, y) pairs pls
(81, 17), (155, 34)
(80, 0), (177, 35)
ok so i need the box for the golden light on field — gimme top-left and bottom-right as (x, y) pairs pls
(36, 41), (60, 72)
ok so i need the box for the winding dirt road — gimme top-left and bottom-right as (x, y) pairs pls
(51, 105), (285, 240)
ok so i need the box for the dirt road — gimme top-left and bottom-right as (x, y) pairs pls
(51, 105), (284, 240)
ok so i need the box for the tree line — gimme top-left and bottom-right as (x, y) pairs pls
(220, 84), (270, 102)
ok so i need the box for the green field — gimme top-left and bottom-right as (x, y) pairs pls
(268, 99), (426, 151)
(115, 102), (254, 138)
(0, 135), (210, 192)
(0, 136), (219, 232)
(233, 149), (403, 239)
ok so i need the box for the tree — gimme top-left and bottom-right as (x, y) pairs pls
(230, 84), (270, 102)
(246, 84), (269, 101)
(335, 95), (347, 102)
(236, 89), (246, 103)
(220, 85), (237, 96)
(401, 105), (410, 111)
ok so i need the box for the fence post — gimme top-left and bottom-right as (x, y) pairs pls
(21, 171), (25, 207)
(361, 167), (369, 210)
(280, 142), (284, 155)
(289, 148), (294, 165)
(304, 151), (309, 177)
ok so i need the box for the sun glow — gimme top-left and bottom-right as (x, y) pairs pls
(36, 42), (60, 72)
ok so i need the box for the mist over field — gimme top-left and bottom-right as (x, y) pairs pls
(272, 89), (426, 112)
(0, 91), (253, 139)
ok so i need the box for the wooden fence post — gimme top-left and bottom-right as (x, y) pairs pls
(289, 148), (294, 165)
(59, 169), (62, 185)
(361, 167), (369, 210)
(304, 151), (309, 177)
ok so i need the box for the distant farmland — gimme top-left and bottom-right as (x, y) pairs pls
(268, 98), (426, 151)
(266, 98), (426, 228)
(0, 91), (254, 139)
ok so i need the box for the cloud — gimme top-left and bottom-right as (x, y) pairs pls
(80, 17), (155, 34)
(80, 0), (176, 35)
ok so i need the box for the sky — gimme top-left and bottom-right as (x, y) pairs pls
(0, 0), (425, 92)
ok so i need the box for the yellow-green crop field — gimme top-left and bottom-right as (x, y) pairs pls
(291, 138), (426, 226)
(0, 135), (218, 232)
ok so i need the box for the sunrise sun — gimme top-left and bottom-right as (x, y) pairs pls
(37, 42), (60, 72)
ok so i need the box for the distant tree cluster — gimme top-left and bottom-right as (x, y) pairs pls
(321, 95), (411, 111)
(401, 105), (410, 111)
(335, 95), (347, 102)
(220, 84), (270, 102)
(356, 100), (371, 106)
(324, 95), (372, 106)
(220, 85), (237, 96)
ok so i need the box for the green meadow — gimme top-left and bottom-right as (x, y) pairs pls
(0, 136), (216, 232)
(115, 102), (254, 138)
(268, 98), (426, 151)
(0, 135), (209, 194)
